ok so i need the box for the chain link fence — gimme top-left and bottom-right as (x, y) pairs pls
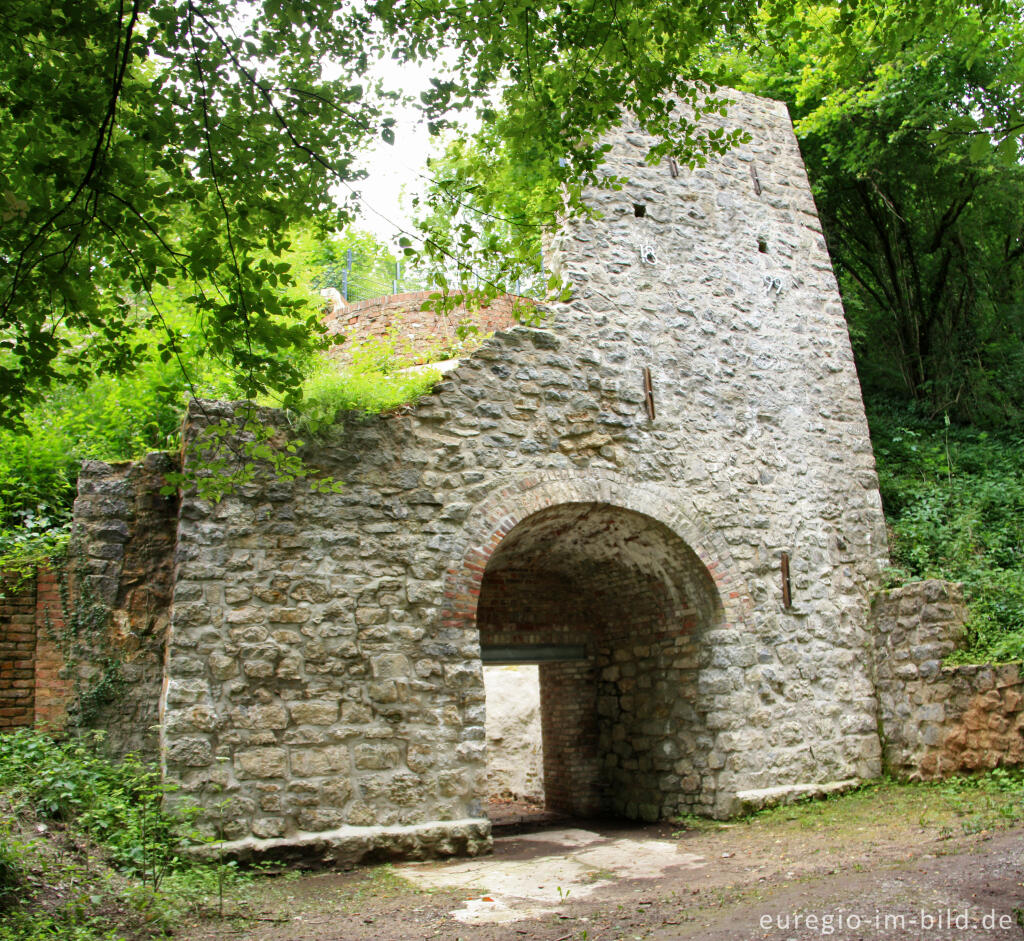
(318, 249), (548, 303)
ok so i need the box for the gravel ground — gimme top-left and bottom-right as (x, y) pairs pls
(181, 782), (1024, 941)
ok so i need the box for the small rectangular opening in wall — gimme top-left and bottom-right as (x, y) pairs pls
(781, 552), (792, 609)
(668, 156), (679, 178)
(750, 164), (762, 196)
(633, 203), (647, 218)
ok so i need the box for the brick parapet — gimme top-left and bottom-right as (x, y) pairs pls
(0, 565), (73, 732)
(323, 291), (529, 364)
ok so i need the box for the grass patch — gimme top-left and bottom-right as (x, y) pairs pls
(294, 352), (441, 434)
(674, 769), (1024, 840)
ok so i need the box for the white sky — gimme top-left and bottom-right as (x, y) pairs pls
(338, 59), (450, 247)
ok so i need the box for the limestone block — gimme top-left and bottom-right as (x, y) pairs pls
(230, 703), (289, 730)
(289, 701), (338, 725)
(290, 746), (350, 777)
(235, 747), (288, 778)
(166, 737), (213, 767)
(252, 817), (286, 839)
(209, 653), (238, 680)
(354, 743), (400, 770)
(372, 653), (412, 680)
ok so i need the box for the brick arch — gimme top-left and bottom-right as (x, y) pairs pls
(441, 471), (751, 634)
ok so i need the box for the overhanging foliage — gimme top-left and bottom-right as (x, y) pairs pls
(3, 0), (977, 427)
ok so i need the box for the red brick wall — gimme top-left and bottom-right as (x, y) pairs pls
(33, 568), (71, 731)
(323, 291), (530, 364)
(0, 567), (71, 732)
(539, 661), (602, 816)
(0, 574), (38, 729)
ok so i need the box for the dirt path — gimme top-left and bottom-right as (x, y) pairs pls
(183, 782), (1024, 940)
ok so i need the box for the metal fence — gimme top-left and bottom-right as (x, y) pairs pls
(321, 249), (548, 303)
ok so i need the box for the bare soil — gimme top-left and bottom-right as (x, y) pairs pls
(181, 781), (1024, 941)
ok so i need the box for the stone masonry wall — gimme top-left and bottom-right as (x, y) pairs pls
(533, 91), (889, 808)
(873, 580), (1024, 779)
(64, 455), (179, 756)
(540, 660), (600, 815)
(323, 291), (526, 364)
(159, 89), (889, 860)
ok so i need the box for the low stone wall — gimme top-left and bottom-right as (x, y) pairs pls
(323, 291), (527, 364)
(872, 580), (1024, 779)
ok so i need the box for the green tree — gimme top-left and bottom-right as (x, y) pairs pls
(2, 0), (994, 430)
(0, 0), (382, 425)
(717, 1), (1024, 422)
(0, 0), (795, 429)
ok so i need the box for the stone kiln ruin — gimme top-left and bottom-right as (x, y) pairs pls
(11, 90), (898, 862)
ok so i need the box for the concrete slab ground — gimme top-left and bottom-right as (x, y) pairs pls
(400, 826), (707, 924)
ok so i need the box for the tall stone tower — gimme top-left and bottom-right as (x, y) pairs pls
(524, 90), (890, 817)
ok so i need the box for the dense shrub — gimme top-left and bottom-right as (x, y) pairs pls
(0, 730), (190, 884)
(0, 730), (260, 940)
(869, 400), (1024, 662)
(0, 332), (241, 576)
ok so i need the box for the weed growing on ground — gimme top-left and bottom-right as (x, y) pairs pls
(672, 770), (1024, 839)
(937, 766), (1024, 834)
(0, 729), (257, 940)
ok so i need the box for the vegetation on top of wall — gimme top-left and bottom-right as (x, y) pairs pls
(869, 400), (1024, 663)
(293, 335), (443, 435)
(160, 332), (447, 504)
(0, 231), (452, 574)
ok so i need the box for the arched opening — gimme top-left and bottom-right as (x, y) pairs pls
(476, 502), (722, 822)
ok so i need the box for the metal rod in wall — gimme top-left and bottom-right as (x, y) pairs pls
(643, 367), (656, 420)
(781, 551), (792, 609)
